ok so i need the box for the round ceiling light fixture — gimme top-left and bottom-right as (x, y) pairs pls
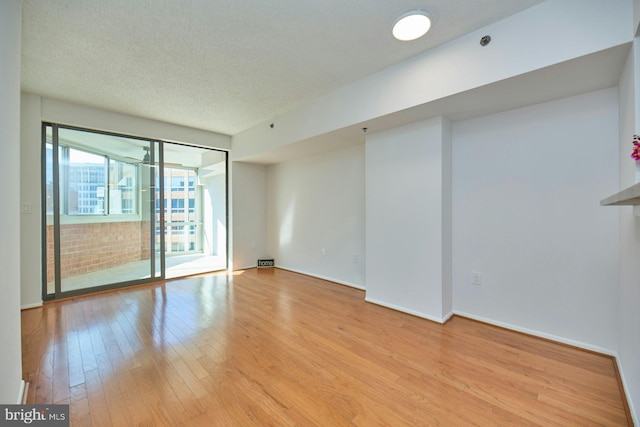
(392, 10), (432, 41)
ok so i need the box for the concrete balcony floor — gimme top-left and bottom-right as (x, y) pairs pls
(47, 253), (226, 294)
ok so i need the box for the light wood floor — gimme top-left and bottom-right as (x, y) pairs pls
(22, 268), (631, 426)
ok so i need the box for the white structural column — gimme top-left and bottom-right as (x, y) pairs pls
(365, 117), (452, 322)
(616, 23), (640, 422)
(0, 0), (24, 404)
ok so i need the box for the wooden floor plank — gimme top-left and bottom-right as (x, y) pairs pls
(69, 383), (91, 427)
(84, 368), (113, 427)
(22, 268), (631, 426)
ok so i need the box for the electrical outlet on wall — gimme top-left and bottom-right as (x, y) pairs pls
(472, 271), (482, 286)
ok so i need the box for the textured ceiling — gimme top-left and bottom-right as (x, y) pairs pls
(21, 0), (543, 136)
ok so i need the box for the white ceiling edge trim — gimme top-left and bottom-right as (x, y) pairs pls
(232, 0), (633, 163)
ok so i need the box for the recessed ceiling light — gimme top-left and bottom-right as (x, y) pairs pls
(392, 10), (432, 41)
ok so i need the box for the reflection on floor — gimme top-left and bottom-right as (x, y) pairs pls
(48, 254), (225, 294)
(164, 254), (225, 280)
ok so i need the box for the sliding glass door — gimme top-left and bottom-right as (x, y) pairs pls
(162, 142), (228, 279)
(42, 124), (227, 300)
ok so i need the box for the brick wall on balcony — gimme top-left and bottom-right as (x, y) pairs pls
(46, 221), (151, 282)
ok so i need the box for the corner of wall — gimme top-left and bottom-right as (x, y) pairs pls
(616, 32), (640, 426)
(231, 161), (268, 270)
(441, 117), (453, 316)
(634, 0), (640, 36)
(1, 0), (25, 404)
(20, 93), (44, 308)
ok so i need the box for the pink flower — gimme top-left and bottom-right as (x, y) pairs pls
(632, 134), (640, 162)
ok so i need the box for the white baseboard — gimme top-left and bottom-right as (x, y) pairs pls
(365, 297), (449, 324)
(453, 311), (636, 424)
(275, 266), (365, 291)
(21, 302), (43, 310)
(613, 353), (639, 426)
(17, 380), (27, 404)
(453, 310), (616, 356)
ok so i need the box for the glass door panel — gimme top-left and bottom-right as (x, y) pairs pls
(52, 127), (160, 293)
(152, 141), (164, 279)
(43, 125), (56, 298)
(163, 143), (227, 279)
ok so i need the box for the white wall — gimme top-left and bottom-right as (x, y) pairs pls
(635, 0), (640, 35)
(39, 97), (231, 150)
(453, 88), (619, 353)
(617, 38), (640, 424)
(266, 144), (365, 288)
(231, 162), (268, 269)
(441, 121), (453, 317)
(365, 117), (452, 321)
(19, 95), (231, 307)
(20, 93), (43, 308)
(0, 0), (24, 403)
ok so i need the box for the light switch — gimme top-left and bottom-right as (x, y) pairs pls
(472, 271), (482, 286)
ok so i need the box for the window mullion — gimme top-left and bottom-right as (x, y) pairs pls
(105, 155), (110, 215)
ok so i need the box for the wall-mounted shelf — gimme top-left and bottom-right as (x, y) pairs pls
(601, 182), (640, 206)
